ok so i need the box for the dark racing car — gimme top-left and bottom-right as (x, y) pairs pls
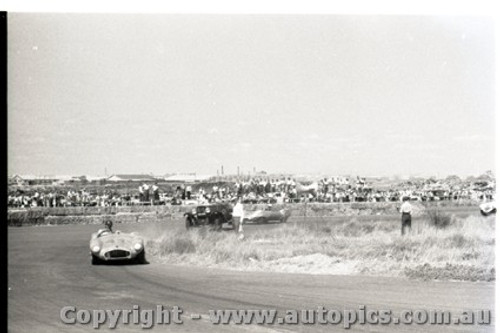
(184, 202), (234, 231)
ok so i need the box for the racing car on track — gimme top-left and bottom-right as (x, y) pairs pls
(184, 202), (234, 231)
(243, 207), (292, 224)
(479, 201), (496, 216)
(89, 221), (147, 265)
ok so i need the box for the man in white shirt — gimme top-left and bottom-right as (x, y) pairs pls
(399, 197), (412, 235)
(232, 197), (245, 234)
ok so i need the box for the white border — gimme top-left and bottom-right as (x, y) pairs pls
(2, 0), (499, 15)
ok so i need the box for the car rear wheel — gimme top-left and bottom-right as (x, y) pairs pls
(213, 216), (223, 231)
(185, 217), (193, 229)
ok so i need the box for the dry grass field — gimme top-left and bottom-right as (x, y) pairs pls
(146, 213), (496, 281)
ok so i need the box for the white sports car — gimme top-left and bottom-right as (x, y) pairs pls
(89, 229), (147, 265)
(479, 201), (496, 216)
(243, 208), (291, 224)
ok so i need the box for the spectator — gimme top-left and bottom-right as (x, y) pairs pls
(152, 183), (159, 203)
(143, 183), (150, 202)
(232, 197), (245, 234)
(399, 197), (412, 235)
(138, 185), (144, 202)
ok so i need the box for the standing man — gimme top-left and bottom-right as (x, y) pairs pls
(232, 197), (245, 236)
(399, 197), (412, 235)
(143, 183), (150, 203)
(152, 182), (159, 204)
(138, 185), (144, 202)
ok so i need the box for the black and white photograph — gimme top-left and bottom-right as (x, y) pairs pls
(6, 2), (497, 332)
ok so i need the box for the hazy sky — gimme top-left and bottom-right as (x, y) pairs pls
(8, 14), (496, 177)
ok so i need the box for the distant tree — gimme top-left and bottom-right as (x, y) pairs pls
(445, 175), (462, 184)
(479, 170), (495, 181)
(79, 176), (89, 185)
(425, 177), (437, 184)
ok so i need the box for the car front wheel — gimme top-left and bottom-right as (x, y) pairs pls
(135, 250), (147, 264)
(91, 255), (102, 265)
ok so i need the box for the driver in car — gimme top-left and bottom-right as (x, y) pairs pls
(97, 220), (114, 237)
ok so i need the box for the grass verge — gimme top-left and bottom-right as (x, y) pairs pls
(146, 214), (495, 281)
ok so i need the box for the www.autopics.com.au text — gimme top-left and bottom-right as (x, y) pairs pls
(60, 305), (491, 329)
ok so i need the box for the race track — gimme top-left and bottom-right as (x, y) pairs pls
(8, 216), (494, 332)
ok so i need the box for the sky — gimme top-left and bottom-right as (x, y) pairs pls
(7, 13), (496, 178)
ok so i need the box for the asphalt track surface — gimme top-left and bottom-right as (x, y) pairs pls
(8, 208), (495, 333)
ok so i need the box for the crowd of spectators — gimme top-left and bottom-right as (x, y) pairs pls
(231, 177), (495, 204)
(8, 176), (495, 209)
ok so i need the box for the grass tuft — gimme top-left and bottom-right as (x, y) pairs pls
(426, 208), (453, 229)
